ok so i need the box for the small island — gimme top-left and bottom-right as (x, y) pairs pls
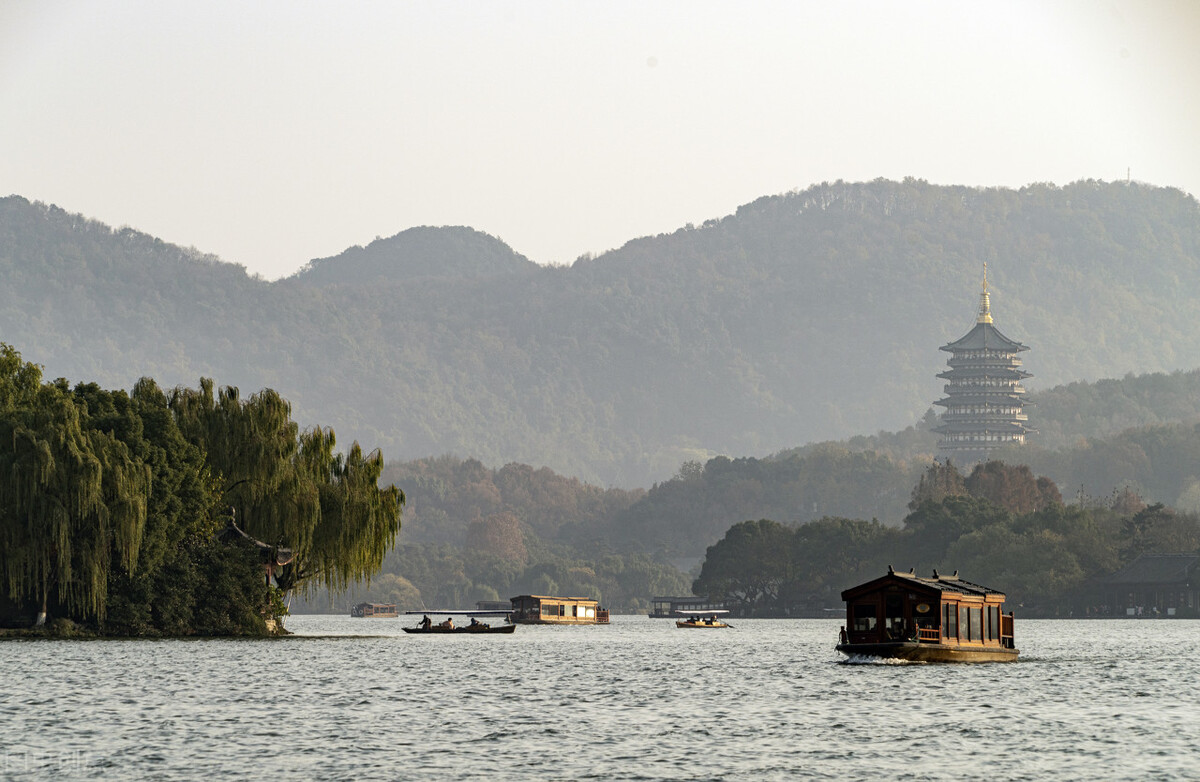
(0, 343), (403, 637)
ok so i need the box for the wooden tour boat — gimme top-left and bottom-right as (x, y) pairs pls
(675, 610), (731, 628)
(836, 567), (1018, 663)
(404, 610), (515, 635)
(509, 595), (610, 625)
(649, 596), (727, 618)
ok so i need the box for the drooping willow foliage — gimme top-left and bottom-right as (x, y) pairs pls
(169, 379), (404, 597)
(0, 342), (402, 629)
(0, 345), (149, 619)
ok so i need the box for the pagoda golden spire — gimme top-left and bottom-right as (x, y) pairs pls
(976, 263), (993, 324)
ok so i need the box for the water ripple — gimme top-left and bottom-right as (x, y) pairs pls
(2, 618), (1199, 780)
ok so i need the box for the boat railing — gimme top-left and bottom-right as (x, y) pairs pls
(917, 627), (940, 643)
(596, 609), (610, 624)
(1000, 612), (1016, 648)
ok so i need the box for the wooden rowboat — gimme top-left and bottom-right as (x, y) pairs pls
(403, 623), (516, 634)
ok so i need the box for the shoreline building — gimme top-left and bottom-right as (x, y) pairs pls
(934, 265), (1034, 463)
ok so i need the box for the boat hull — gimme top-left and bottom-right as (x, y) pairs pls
(837, 641), (1018, 662)
(404, 624), (516, 634)
(676, 620), (729, 628)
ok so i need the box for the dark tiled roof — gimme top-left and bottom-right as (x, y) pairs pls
(1101, 554), (1200, 585)
(842, 570), (1007, 600)
(940, 322), (1029, 353)
(890, 571), (1004, 596)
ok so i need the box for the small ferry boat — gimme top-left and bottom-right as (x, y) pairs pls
(675, 610), (731, 628)
(835, 567), (1018, 663)
(350, 602), (398, 618)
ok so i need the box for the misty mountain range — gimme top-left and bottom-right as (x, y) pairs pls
(2, 178), (1199, 486)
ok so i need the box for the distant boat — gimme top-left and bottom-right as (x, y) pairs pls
(509, 595), (609, 625)
(649, 596), (727, 618)
(835, 568), (1018, 663)
(350, 602), (398, 618)
(675, 610), (731, 629)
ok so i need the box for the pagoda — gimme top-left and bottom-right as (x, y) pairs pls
(934, 265), (1033, 462)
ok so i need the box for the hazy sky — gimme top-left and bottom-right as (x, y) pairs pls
(3, 0), (1198, 280)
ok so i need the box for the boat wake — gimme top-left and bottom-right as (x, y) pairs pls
(839, 654), (927, 665)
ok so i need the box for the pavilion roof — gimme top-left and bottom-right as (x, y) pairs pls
(1100, 554), (1200, 585)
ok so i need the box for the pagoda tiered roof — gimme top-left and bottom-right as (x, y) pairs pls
(934, 420), (1032, 435)
(933, 392), (1030, 407)
(937, 366), (1032, 381)
(939, 321), (1028, 353)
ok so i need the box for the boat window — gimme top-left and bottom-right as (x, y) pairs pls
(852, 603), (877, 632)
(944, 603), (958, 638)
(969, 608), (983, 641)
(541, 604), (557, 617)
(987, 606), (1000, 640)
(884, 594), (905, 638)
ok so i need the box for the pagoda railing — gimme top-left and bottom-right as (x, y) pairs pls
(946, 356), (1022, 366)
(939, 412), (1028, 422)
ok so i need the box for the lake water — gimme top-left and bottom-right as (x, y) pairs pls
(2, 616), (1198, 780)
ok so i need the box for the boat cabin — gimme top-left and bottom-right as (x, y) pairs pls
(350, 602), (398, 618)
(838, 568), (1017, 662)
(509, 595), (610, 625)
(648, 595), (727, 618)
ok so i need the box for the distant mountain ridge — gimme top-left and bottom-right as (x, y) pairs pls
(2, 179), (1199, 486)
(292, 225), (539, 286)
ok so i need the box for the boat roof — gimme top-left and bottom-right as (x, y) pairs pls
(509, 594), (598, 602)
(676, 609), (730, 615)
(841, 569), (1007, 601)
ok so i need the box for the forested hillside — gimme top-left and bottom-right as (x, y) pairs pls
(3, 179), (1199, 486)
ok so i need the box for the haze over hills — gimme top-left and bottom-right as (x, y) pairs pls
(2, 178), (1199, 486)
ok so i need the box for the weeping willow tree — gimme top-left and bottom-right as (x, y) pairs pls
(169, 379), (403, 597)
(0, 345), (150, 621)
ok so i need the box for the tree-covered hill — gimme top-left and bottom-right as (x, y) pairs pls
(3, 179), (1199, 486)
(374, 364), (1200, 563)
(291, 225), (540, 286)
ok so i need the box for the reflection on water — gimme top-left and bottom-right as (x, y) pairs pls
(2, 617), (1198, 780)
